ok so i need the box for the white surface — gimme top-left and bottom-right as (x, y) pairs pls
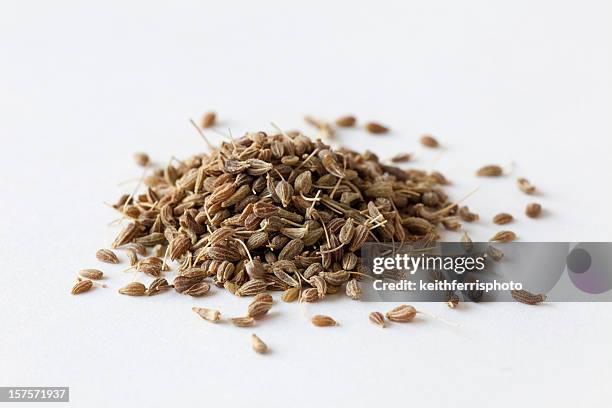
(1, 1), (612, 407)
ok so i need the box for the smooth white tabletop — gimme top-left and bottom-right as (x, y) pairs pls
(1, 1), (611, 407)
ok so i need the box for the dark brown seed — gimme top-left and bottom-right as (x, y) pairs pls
(168, 234), (191, 260)
(511, 289), (546, 305)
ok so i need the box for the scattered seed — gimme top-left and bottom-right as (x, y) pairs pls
(311, 315), (338, 327)
(118, 282), (146, 296)
(369, 311), (385, 328)
(335, 115), (356, 127)
(511, 289), (546, 305)
(192, 307), (221, 322)
(390, 153), (412, 163)
(420, 134), (439, 148)
(96, 249), (119, 264)
(133, 152), (150, 167)
(251, 334), (268, 354)
(281, 287), (300, 302)
(201, 111), (216, 128)
(476, 165), (503, 177)
(525, 203), (542, 218)
(71, 280), (93, 295)
(489, 230), (517, 243)
(230, 317), (255, 327)
(517, 178), (536, 194)
(493, 213), (514, 225)
(78, 269), (103, 280)
(345, 279), (361, 300)
(386, 305), (416, 322)
(365, 122), (389, 134)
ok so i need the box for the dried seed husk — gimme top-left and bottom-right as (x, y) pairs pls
(294, 170), (312, 194)
(345, 279), (361, 300)
(275, 180), (293, 207)
(420, 134), (439, 148)
(386, 305), (416, 322)
(246, 231), (268, 250)
(525, 203), (542, 218)
(365, 122), (389, 134)
(173, 276), (205, 293)
(511, 289), (546, 305)
(311, 315), (338, 327)
(493, 213), (514, 225)
(281, 287), (300, 302)
(369, 311), (385, 328)
(192, 307), (221, 323)
(78, 269), (103, 280)
(335, 115), (356, 127)
(278, 239), (304, 261)
(476, 165), (503, 177)
(489, 230), (516, 243)
(251, 334), (268, 354)
(486, 244), (504, 261)
(349, 224), (369, 252)
(458, 206), (479, 222)
(126, 249), (138, 266)
(71, 279), (93, 295)
(460, 232), (473, 252)
(168, 234), (191, 260)
(320, 270), (350, 286)
(445, 291), (460, 308)
(96, 249), (119, 264)
(300, 288), (320, 302)
(201, 111), (216, 128)
(118, 282), (146, 296)
(517, 178), (536, 194)
(230, 316), (255, 327)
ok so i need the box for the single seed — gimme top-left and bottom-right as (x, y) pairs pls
(368, 311), (385, 328)
(390, 153), (411, 163)
(247, 293), (273, 319)
(420, 134), (439, 148)
(460, 232), (473, 252)
(96, 249), (119, 264)
(346, 279), (361, 300)
(489, 230), (517, 243)
(487, 245), (504, 261)
(365, 122), (389, 134)
(386, 305), (417, 322)
(525, 203), (542, 218)
(251, 334), (268, 354)
(230, 317), (255, 327)
(458, 206), (479, 222)
(192, 307), (221, 323)
(201, 111), (216, 128)
(281, 287), (300, 302)
(335, 115), (356, 127)
(133, 152), (150, 167)
(476, 165), (503, 177)
(71, 280), (93, 295)
(511, 289), (546, 305)
(493, 213), (514, 225)
(78, 269), (103, 280)
(311, 315), (338, 327)
(517, 178), (536, 194)
(118, 282), (146, 296)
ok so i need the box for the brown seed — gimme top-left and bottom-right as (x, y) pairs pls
(183, 282), (211, 297)
(487, 244), (504, 261)
(78, 269), (104, 280)
(147, 277), (171, 296)
(300, 288), (320, 303)
(365, 122), (389, 134)
(390, 153), (412, 163)
(201, 111), (216, 128)
(192, 307), (221, 323)
(335, 115), (356, 127)
(517, 177), (536, 194)
(445, 292), (460, 308)
(168, 234), (190, 260)
(525, 203), (542, 218)
(460, 232), (473, 252)
(311, 315), (338, 327)
(275, 180), (293, 207)
(230, 316), (255, 327)
(493, 213), (514, 225)
(251, 334), (268, 354)
(281, 287), (300, 302)
(386, 305), (417, 322)
(368, 311), (385, 328)
(112, 222), (138, 248)
(118, 282), (146, 296)
(96, 249), (119, 264)
(71, 279), (93, 295)
(247, 293), (273, 319)
(489, 230), (517, 243)
(476, 165), (503, 177)
(420, 134), (439, 148)
(511, 289), (546, 305)
(236, 279), (268, 296)
(133, 152), (150, 167)
(346, 279), (361, 300)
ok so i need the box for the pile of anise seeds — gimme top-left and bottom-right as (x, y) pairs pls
(73, 113), (546, 353)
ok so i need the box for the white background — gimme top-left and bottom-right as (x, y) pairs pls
(1, 1), (611, 407)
